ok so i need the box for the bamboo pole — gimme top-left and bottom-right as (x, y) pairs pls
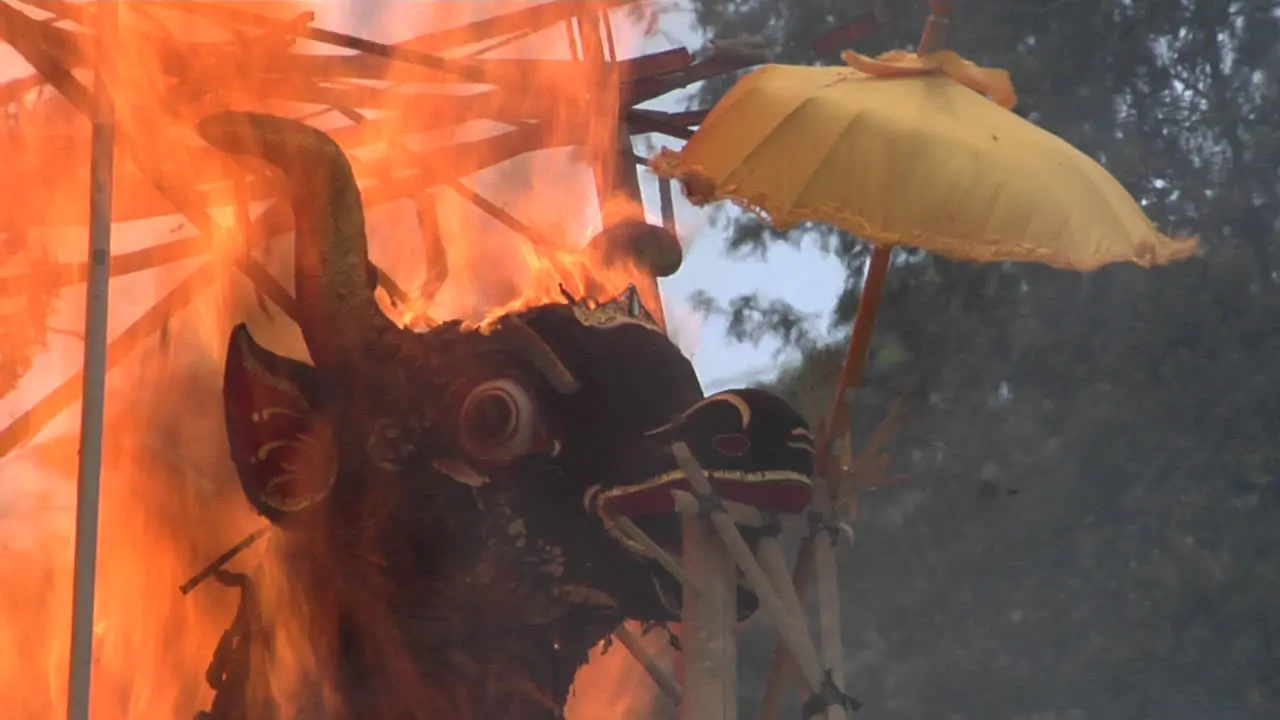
(810, 472), (846, 718)
(0, 236), (206, 296)
(414, 192), (448, 304)
(407, 0), (628, 57)
(677, 510), (738, 720)
(756, 532), (813, 699)
(658, 174), (677, 234)
(613, 622), (683, 705)
(754, 3), (953, 717)
(444, 179), (555, 247)
(163, 1), (495, 84)
(65, 5), (116, 717)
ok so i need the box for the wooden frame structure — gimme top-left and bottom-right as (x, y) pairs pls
(0, 1), (903, 718)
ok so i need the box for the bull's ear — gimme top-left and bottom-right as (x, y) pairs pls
(223, 323), (337, 525)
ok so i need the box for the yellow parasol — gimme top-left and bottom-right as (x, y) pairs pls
(648, 0), (1206, 507)
(649, 3), (1201, 718)
(650, 49), (1197, 271)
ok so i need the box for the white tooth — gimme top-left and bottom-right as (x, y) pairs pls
(652, 573), (682, 615)
(432, 459), (488, 487)
(840, 522), (856, 544)
(582, 484), (602, 513)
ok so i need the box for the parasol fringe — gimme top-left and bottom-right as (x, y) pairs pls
(649, 153), (1200, 271)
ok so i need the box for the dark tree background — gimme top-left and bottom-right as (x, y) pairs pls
(668, 1), (1280, 718)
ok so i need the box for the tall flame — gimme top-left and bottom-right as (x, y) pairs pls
(0, 2), (665, 716)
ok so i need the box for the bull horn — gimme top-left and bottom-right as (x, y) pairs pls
(197, 111), (395, 372)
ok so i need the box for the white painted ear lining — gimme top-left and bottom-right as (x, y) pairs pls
(661, 393), (752, 431)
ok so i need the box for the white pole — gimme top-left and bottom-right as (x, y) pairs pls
(66, 3), (117, 718)
(677, 512), (738, 720)
(613, 622), (683, 705)
(810, 474), (848, 720)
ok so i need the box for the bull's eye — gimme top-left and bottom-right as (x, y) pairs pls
(459, 379), (539, 463)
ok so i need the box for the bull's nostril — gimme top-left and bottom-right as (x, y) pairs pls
(712, 433), (750, 457)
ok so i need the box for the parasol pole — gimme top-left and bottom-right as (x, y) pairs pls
(755, 3), (952, 718)
(66, 3), (117, 719)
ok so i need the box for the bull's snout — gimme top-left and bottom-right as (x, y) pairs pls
(586, 388), (815, 619)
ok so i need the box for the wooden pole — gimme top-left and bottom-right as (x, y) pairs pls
(755, 3), (953, 716)
(66, 4), (116, 717)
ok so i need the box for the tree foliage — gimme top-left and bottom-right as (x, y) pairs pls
(679, 1), (1280, 718)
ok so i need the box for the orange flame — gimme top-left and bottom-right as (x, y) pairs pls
(0, 2), (666, 717)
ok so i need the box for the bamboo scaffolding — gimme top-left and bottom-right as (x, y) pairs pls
(0, 3), (296, 318)
(0, 0), (740, 454)
(0, 6), (726, 231)
(65, 5), (114, 717)
(162, 2), (494, 84)
(12, 0), (739, 112)
(2, 126), (570, 229)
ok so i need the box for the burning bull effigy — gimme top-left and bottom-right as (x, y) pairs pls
(190, 111), (815, 719)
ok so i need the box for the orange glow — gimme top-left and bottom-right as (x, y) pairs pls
(0, 2), (664, 717)
(565, 621), (676, 720)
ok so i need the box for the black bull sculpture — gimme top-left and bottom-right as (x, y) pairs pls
(193, 112), (816, 719)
